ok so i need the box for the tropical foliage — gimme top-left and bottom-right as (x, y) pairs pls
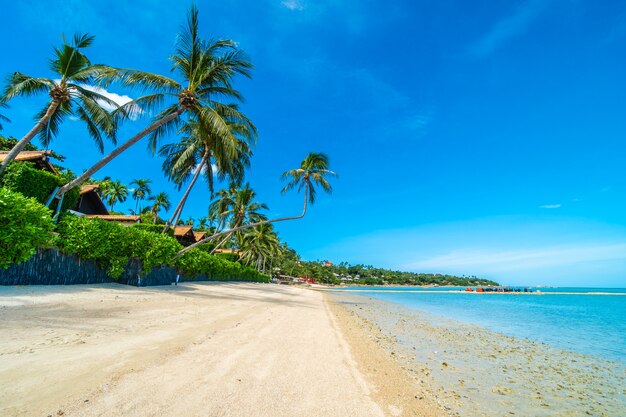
(52, 5), (253, 201)
(0, 188), (54, 269)
(99, 178), (128, 211)
(0, 162), (80, 211)
(130, 178), (152, 214)
(0, 33), (118, 174)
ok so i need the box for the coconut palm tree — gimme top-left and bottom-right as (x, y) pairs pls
(160, 103), (255, 232)
(101, 179), (128, 211)
(149, 192), (171, 224)
(0, 33), (119, 174)
(130, 178), (152, 214)
(175, 152), (335, 258)
(49, 5), (252, 204)
(208, 184), (268, 253)
(0, 102), (9, 131)
(238, 223), (281, 273)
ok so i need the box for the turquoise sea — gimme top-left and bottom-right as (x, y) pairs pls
(334, 286), (626, 364)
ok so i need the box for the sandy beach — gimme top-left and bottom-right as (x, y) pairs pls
(0, 283), (444, 417)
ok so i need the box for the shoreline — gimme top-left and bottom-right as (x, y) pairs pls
(0, 282), (444, 417)
(330, 292), (626, 417)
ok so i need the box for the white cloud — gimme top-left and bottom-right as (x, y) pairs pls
(80, 85), (143, 121)
(469, 0), (554, 57)
(540, 204), (561, 209)
(281, 0), (304, 11)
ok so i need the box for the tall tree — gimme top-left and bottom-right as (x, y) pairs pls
(130, 178), (152, 214)
(50, 5), (252, 204)
(160, 103), (255, 232)
(101, 179), (128, 211)
(0, 101), (9, 131)
(208, 184), (268, 252)
(239, 223), (281, 273)
(149, 192), (171, 224)
(175, 152), (335, 258)
(0, 33), (118, 174)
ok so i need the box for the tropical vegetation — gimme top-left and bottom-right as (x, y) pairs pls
(0, 6), (498, 288)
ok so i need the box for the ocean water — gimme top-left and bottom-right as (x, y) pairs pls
(334, 286), (626, 364)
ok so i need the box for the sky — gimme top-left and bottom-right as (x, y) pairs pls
(1, 0), (625, 286)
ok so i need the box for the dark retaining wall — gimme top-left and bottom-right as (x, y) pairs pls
(0, 248), (182, 287)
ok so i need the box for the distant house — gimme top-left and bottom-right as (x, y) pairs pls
(213, 248), (242, 258)
(193, 231), (207, 242)
(0, 150), (58, 174)
(85, 214), (142, 225)
(323, 260), (333, 267)
(173, 226), (196, 246)
(75, 184), (109, 215)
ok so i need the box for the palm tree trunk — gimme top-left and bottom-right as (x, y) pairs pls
(51, 107), (185, 202)
(175, 184), (309, 259)
(163, 156), (207, 233)
(134, 198), (139, 215)
(0, 101), (60, 174)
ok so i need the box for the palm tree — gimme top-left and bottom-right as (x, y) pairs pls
(0, 33), (118, 174)
(130, 178), (152, 214)
(149, 192), (171, 224)
(239, 223), (281, 273)
(101, 179), (128, 211)
(49, 5), (252, 204)
(175, 152), (335, 258)
(280, 152), (335, 215)
(0, 101), (9, 131)
(209, 184), (268, 253)
(160, 104), (256, 232)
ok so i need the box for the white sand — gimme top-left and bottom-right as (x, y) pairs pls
(0, 283), (441, 417)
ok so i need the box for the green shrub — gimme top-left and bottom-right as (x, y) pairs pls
(0, 187), (55, 269)
(131, 223), (174, 236)
(0, 162), (80, 212)
(176, 248), (269, 283)
(57, 216), (182, 278)
(215, 252), (240, 263)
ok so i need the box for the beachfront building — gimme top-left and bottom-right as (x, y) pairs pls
(173, 226), (196, 246)
(0, 150), (58, 174)
(75, 184), (109, 216)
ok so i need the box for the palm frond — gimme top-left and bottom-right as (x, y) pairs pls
(36, 100), (72, 147)
(146, 103), (184, 152)
(2, 74), (54, 101)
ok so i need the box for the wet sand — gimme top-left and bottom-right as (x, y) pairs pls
(0, 283), (444, 417)
(329, 292), (626, 417)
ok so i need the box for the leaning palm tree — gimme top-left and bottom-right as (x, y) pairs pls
(0, 33), (118, 174)
(149, 192), (171, 224)
(160, 104), (256, 232)
(101, 179), (128, 211)
(48, 5), (252, 205)
(130, 178), (152, 214)
(175, 152), (335, 258)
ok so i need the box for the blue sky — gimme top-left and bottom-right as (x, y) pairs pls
(1, 0), (625, 286)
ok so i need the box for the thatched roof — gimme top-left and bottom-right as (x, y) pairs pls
(85, 215), (141, 223)
(173, 226), (194, 237)
(0, 150), (58, 174)
(194, 231), (207, 242)
(80, 184), (100, 195)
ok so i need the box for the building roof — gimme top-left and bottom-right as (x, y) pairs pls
(85, 215), (141, 223)
(0, 150), (58, 174)
(80, 184), (100, 195)
(173, 226), (194, 237)
(194, 231), (207, 242)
